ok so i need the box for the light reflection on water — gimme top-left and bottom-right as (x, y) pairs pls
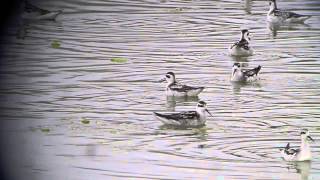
(0, 0), (320, 179)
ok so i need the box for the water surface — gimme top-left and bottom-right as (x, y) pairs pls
(1, 0), (320, 179)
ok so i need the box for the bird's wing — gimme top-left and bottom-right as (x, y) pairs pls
(273, 9), (303, 19)
(155, 111), (198, 121)
(25, 0), (50, 14)
(231, 39), (250, 50)
(170, 83), (203, 92)
(284, 143), (300, 155)
(273, 9), (288, 18)
(243, 65), (261, 77)
(287, 11), (306, 18)
(285, 148), (300, 155)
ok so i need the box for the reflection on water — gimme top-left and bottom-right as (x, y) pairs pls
(295, 161), (311, 180)
(166, 96), (199, 111)
(243, 0), (252, 14)
(285, 161), (311, 180)
(0, 0), (320, 179)
(267, 21), (311, 38)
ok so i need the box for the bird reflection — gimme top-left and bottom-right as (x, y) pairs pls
(86, 144), (97, 157)
(165, 96), (199, 111)
(267, 21), (310, 38)
(231, 81), (246, 94)
(231, 55), (250, 63)
(159, 122), (209, 140)
(243, 0), (252, 14)
(295, 161), (311, 180)
(267, 22), (281, 37)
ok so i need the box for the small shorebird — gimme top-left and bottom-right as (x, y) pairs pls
(159, 72), (204, 97)
(21, 0), (62, 21)
(229, 29), (253, 57)
(230, 63), (261, 82)
(280, 129), (314, 162)
(267, 0), (311, 24)
(153, 101), (213, 127)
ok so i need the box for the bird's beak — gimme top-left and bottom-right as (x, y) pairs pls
(206, 109), (213, 117)
(307, 136), (315, 142)
(158, 78), (166, 83)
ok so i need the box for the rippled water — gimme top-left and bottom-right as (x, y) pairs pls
(0, 0), (320, 179)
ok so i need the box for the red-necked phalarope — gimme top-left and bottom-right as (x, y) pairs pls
(268, 0), (311, 24)
(21, 0), (62, 21)
(153, 101), (213, 127)
(280, 129), (314, 162)
(229, 29), (253, 57)
(159, 72), (205, 97)
(230, 63), (261, 82)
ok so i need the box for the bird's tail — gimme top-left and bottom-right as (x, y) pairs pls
(254, 65), (262, 75)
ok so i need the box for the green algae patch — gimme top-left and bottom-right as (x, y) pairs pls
(41, 128), (50, 133)
(110, 130), (118, 134)
(51, 40), (61, 48)
(111, 57), (128, 63)
(81, 119), (90, 124)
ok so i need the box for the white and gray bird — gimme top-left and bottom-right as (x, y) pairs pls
(21, 0), (62, 21)
(230, 63), (261, 82)
(159, 72), (205, 97)
(267, 0), (311, 24)
(280, 129), (314, 162)
(229, 29), (253, 57)
(153, 101), (213, 127)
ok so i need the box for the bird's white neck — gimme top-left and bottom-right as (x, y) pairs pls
(231, 68), (243, 81)
(268, 2), (277, 15)
(300, 138), (311, 154)
(196, 107), (207, 120)
(166, 80), (176, 88)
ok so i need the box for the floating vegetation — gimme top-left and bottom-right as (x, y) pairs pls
(51, 40), (61, 48)
(111, 57), (128, 63)
(41, 128), (50, 133)
(168, 7), (184, 13)
(81, 119), (90, 124)
(110, 130), (118, 134)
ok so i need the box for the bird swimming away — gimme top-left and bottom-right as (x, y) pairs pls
(153, 101), (213, 127)
(230, 63), (261, 82)
(229, 29), (253, 57)
(21, 0), (62, 21)
(159, 72), (205, 97)
(280, 129), (314, 162)
(267, 0), (311, 24)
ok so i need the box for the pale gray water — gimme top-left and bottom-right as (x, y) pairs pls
(0, 0), (320, 179)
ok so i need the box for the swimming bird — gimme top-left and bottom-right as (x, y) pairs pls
(159, 72), (204, 97)
(21, 0), (62, 21)
(230, 63), (261, 82)
(153, 101), (213, 127)
(267, 0), (311, 24)
(280, 129), (314, 162)
(229, 29), (253, 56)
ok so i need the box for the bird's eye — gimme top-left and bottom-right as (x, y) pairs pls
(247, 33), (250, 36)
(269, 2), (271, 5)
(166, 75), (170, 78)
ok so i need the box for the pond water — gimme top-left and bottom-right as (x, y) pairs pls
(1, 0), (320, 179)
